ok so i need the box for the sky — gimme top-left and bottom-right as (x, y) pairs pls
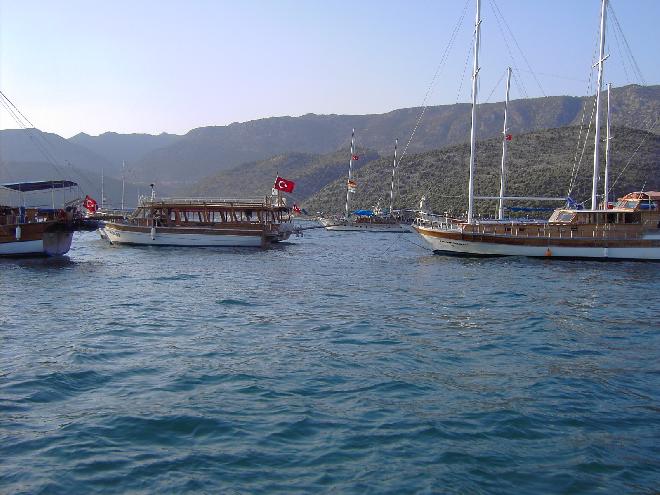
(0, 0), (657, 138)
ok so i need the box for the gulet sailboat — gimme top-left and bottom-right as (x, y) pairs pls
(413, 0), (660, 260)
(320, 130), (409, 232)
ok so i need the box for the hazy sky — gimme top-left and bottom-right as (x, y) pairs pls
(0, 0), (657, 138)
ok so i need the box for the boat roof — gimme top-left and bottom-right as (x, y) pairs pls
(2, 180), (78, 192)
(619, 191), (660, 201)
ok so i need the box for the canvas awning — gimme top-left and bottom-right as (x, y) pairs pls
(1, 180), (78, 192)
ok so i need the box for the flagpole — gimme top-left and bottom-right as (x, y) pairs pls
(345, 128), (355, 220)
(390, 139), (398, 216)
(498, 67), (512, 220)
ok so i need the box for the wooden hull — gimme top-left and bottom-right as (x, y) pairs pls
(414, 225), (660, 260)
(100, 223), (278, 248)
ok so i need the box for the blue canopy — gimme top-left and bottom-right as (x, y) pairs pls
(2, 180), (78, 192)
(352, 209), (374, 216)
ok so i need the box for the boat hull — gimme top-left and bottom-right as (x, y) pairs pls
(100, 224), (271, 248)
(320, 218), (410, 233)
(414, 226), (660, 260)
(0, 231), (73, 257)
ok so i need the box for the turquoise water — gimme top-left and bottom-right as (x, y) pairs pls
(1, 230), (659, 494)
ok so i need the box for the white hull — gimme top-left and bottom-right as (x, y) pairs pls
(415, 227), (660, 260)
(0, 232), (73, 257)
(320, 218), (410, 233)
(100, 225), (265, 247)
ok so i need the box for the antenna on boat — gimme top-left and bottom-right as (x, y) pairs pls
(121, 160), (126, 211)
(498, 67), (512, 220)
(390, 138), (398, 216)
(467, 0), (481, 224)
(345, 128), (355, 220)
(603, 82), (612, 208)
(591, 0), (608, 210)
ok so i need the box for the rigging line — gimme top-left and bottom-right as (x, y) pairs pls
(398, 0), (471, 165)
(484, 69), (507, 104)
(568, 99), (597, 197)
(455, 38), (474, 104)
(607, 15), (632, 85)
(0, 91), (70, 180)
(609, 117), (657, 192)
(487, 0), (528, 98)
(489, 0), (545, 97)
(566, 30), (600, 197)
(401, 232), (434, 252)
(608, 2), (646, 85)
(514, 69), (590, 83)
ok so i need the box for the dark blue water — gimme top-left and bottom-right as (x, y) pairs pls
(1, 230), (659, 494)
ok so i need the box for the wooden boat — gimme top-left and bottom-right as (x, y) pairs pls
(0, 180), (80, 257)
(415, 192), (660, 259)
(414, 0), (659, 260)
(99, 195), (295, 248)
(321, 132), (408, 232)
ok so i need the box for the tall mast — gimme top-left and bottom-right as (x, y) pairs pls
(101, 167), (105, 209)
(498, 67), (512, 220)
(345, 128), (355, 219)
(121, 160), (126, 210)
(467, 0), (481, 224)
(591, 0), (608, 210)
(390, 138), (398, 215)
(603, 83), (612, 207)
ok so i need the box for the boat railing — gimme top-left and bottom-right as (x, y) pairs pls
(142, 197), (281, 207)
(463, 222), (648, 240)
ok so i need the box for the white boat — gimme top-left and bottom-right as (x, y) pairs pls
(99, 194), (294, 248)
(413, 0), (660, 260)
(321, 131), (408, 232)
(0, 181), (83, 257)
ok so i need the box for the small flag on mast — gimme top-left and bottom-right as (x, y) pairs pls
(351, 154), (359, 161)
(505, 134), (512, 141)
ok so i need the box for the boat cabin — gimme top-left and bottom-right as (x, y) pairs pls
(549, 191), (660, 228)
(127, 198), (291, 228)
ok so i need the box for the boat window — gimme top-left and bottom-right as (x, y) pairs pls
(624, 212), (641, 224)
(557, 212), (575, 222)
(623, 200), (638, 209)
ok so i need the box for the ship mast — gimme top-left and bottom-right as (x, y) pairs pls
(591, 0), (608, 210)
(603, 82), (612, 207)
(498, 67), (512, 220)
(390, 139), (398, 216)
(345, 128), (355, 220)
(121, 160), (126, 211)
(467, 0), (481, 224)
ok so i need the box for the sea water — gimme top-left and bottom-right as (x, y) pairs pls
(1, 230), (659, 494)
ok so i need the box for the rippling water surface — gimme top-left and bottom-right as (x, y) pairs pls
(1, 230), (659, 494)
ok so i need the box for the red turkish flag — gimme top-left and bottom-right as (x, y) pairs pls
(352, 154), (359, 161)
(274, 176), (295, 193)
(505, 134), (512, 141)
(83, 195), (98, 212)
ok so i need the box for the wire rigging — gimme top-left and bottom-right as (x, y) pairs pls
(397, 0), (471, 166)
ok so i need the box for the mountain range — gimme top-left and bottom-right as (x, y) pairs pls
(0, 84), (658, 208)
